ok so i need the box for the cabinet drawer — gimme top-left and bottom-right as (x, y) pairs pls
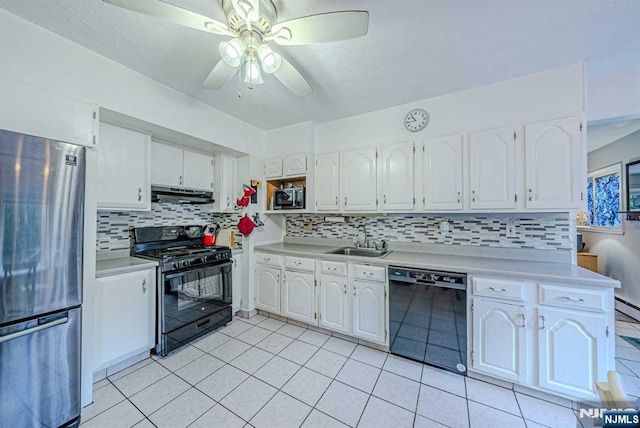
(321, 261), (347, 276)
(539, 284), (606, 313)
(285, 256), (315, 272)
(473, 277), (526, 302)
(354, 264), (386, 282)
(255, 253), (282, 267)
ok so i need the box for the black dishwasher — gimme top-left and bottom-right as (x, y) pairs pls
(388, 266), (468, 375)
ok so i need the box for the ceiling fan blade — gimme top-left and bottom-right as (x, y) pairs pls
(102, 0), (233, 36)
(273, 56), (312, 97)
(271, 11), (369, 46)
(203, 60), (238, 90)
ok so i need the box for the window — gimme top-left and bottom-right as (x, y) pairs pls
(581, 164), (622, 231)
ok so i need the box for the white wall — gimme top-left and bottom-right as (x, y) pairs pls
(587, 69), (640, 124)
(264, 122), (315, 157)
(0, 10), (263, 156)
(314, 64), (585, 152)
(582, 131), (640, 306)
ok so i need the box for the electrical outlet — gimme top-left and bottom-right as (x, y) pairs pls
(304, 220), (313, 231)
(506, 220), (517, 238)
(440, 221), (451, 236)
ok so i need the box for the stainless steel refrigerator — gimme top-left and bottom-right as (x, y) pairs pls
(0, 129), (85, 427)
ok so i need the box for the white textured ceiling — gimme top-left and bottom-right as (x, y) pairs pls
(1, 0), (640, 130)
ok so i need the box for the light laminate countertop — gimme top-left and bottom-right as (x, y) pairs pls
(254, 243), (620, 289)
(96, 250), (158, 278)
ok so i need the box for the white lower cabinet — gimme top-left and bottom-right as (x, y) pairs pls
(94, 268), (155, 371)
(255, 265), (281, 314)
(232, 254), (242, 314)
(283, 270), (316, 325)
(472, 299), (526, 383)
(319, 274), (351, 334)
(471, 276), (613, 400)
(352, 280), (386, 344)
(538, 307), (607, 399)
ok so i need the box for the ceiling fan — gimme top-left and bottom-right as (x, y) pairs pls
(102, 0), (369, 97)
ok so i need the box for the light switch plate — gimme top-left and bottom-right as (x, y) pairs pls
(440, 221), (451, 236)
(506, 220), (517, 238)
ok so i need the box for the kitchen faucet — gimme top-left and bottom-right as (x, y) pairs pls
(356, 225), (368, 248)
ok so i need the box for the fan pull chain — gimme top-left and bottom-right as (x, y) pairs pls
(237, 65), (242, 98)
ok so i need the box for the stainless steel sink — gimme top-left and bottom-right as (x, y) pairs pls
(327, 247), (391, 257)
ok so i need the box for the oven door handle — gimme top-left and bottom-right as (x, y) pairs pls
(164, 262), (232, 280)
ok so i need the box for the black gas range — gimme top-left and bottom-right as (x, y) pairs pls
(132, 226), (232, 356)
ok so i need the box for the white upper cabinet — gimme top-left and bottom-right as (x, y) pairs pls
(380, 142), (415, 211)
(469, 126), (517, 210)
(421, 135), (463, 210)
(183, 150), (214, 191)
(151, 141), (213, 191)
(525, 117), (583, 209)
(97, 123), (151, 211)
(315, 153), (341, 211)
(264, 157), (284, 178)
(284, 153), (308, 177)
(341, 148), (378, 212)
(212, 154), (236, 213)
(151, 142), (183, 187)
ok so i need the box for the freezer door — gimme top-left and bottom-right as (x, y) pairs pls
(0, 130), (85, 324)
(0, 308), (81, 427)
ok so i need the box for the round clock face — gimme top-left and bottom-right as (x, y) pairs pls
(404, 109), (429, 132)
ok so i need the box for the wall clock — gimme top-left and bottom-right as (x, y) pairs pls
(404, 109), (429, 132)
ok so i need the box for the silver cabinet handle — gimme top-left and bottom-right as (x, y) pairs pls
(344, 197), (348, 206)
(457, 191), (461, 204)
(560, 296), (584, 302)
(179, 176), (183, 185)
(138, 187), (142, 201)
(488, 286), (506, 292)
(276, 273), (280, 282)
(142, 279), (147, 293)
(211, 182), (213, 189)
(343, 284), (347, 294)
(226, 196), (230, 208)
(539, 315), (545, 330)
(472, 190), (476, 202)
(0, 317), (68, 344)
(264, 257), (271, 262)
(353, 287), (356, 296)
(383, 195), (387, 204)
(520, 314), (526, 328)
(528, 188), (533, 201)
(335, 196), (338, 206)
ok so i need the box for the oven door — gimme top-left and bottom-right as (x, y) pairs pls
(162, 262), (231, 333)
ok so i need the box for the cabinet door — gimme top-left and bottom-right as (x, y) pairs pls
(284, 153), (307, 177)
(232, 254), (242, 314)
(469, 127), (517, 209)
(255, 265), (281, 314)
(422, 135), (463, 210)
(264, 157), (283, 178)
(472, 299), (526, 383)
(315, 153), (341, 211)
(151, 142), (183, 187)
(213, 155), (236, 212)
(94, 269), (154, 369)
(538, 307), (607, 399)
(525, 117), (583, 209)
(283, 270), (316, 325)
(319, 275), (351, 334)
(97, 123), (151, 211)
(183, 150), (214, 191)
(353, 280), (386, 344)
(381, 142), (415, 211)
(341, 148), (377, 212)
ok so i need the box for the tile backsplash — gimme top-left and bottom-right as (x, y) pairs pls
(97, 204), (242, 251)
(286, 213), (572, 251)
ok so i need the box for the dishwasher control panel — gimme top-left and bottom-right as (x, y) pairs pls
(389, 266), (467, 288)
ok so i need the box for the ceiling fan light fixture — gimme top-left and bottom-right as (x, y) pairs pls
(219, 38), (246, 67)
(244, 58), (264, 86)
(257, 44), (281, 73)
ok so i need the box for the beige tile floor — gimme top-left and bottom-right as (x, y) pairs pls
(81, 312), (640, 428)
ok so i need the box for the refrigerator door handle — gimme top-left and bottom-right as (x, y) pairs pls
(0, 317), (68, 344)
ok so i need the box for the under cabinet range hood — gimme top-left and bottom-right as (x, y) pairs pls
(151, 185), (214, 204)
